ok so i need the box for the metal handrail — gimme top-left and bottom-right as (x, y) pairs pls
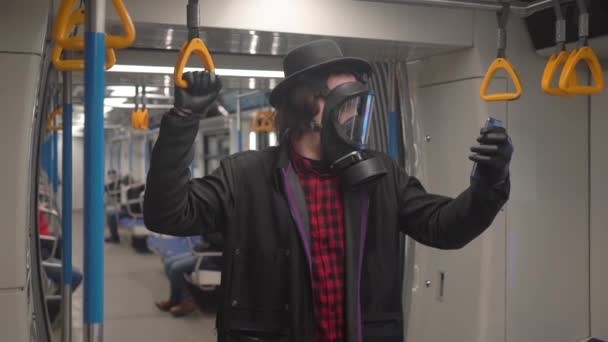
(360, 0), (575, 17)
(192, 251), (223, 287)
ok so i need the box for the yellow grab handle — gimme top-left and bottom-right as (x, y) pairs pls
(542, 51), (578, 97)
(53, 0), (77, 45)
(52, 43), (116, 71)
(559, 46), (605, 95)
(51, 7), (117, 71)
(174, 38), (216, 88)
(251, 111), (274, 132)
(106, 0), (136, 49)
(131, 110), (139, 129)
(131, 109), (149, 130)
(47, 108), (63, 131)
(56, 0), (135, 50)
(480, 58), (523, 101)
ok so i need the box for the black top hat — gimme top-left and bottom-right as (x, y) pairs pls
(269, 39), (372, 107)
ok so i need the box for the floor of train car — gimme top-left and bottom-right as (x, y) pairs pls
(53, 211), (217, 341)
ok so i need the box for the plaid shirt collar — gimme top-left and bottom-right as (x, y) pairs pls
(289, 145), (333, 179)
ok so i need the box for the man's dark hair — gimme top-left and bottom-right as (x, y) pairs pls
(274, 80), (322, 142)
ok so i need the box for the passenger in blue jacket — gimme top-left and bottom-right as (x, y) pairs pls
(144, 39), (513, 342)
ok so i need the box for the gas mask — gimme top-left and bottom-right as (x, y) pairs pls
(318, 81), (387, 188)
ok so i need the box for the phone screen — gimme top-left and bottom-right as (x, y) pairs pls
(471, 117), (504, 179)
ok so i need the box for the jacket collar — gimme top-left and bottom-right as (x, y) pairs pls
(275, 142), (290, 170)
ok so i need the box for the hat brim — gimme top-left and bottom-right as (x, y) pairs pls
(269, 57), (372, 107)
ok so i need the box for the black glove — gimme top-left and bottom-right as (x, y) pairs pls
(173, 71), (222, 118)
(469, 126), (513, 185)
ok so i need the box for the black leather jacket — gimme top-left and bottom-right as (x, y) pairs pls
(144, 113), (509, 342)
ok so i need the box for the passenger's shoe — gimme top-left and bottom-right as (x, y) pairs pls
(170, 299), (197, 317)
(104, 237), (120, 244)
(154, 300), (172, 312)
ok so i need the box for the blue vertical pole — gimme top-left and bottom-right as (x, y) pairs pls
(42, 138), (52, 185)
(388, 111), (399, 160)
(84, 0), (105, 340)
(52, 129), (59, 193)
(61, 68), (74, 342)
(48, 124), (56, 193)
(48, 131), (54, 191)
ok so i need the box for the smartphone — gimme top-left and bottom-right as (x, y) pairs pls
(471, 117), (504, 179)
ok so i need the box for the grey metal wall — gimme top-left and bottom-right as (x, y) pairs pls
(407, 9), (593, 342)
(590, 71), (608, 341)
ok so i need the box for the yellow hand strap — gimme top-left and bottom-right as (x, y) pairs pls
(55, 0), (135, 50)
(542, 51), (578, 97)
(251, 111), (274, 132)
(131, 109), (149, 130)
(559, 46), (605, 95)
(47, 108), (63, 132)
(480, 58), (523, 101)
(52, 7), (117, 71)
(174, 38), (216, 88)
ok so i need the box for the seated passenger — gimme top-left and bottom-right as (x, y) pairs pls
(155, 242), (222, 317)
(39, 210), (83, 293)
(104, 169), (128, 243)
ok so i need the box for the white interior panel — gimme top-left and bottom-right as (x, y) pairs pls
(0, 290), (28, 342)
(0, 0), (48, 54)
(58, 135), (86, 210)
(590, 71), (608, 341)
(0, 53), (41, 289)
(113, 0), (473, 47)
(409, 78), (507, 342)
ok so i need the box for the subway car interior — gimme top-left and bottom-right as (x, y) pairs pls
(3, 0), (608, 341)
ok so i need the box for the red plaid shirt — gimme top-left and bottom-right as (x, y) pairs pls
(291, 149), (346, 342)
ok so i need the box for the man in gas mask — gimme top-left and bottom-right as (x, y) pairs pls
(144, 39), (512, 342)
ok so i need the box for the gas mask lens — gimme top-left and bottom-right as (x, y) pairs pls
(333, 93), (375, 147)
(320, 81), (387, 187)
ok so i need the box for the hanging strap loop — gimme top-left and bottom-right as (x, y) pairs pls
(542, 0), (576, 96)
(495, 3), (510, 59)
(174, 0), (216, 88)
(252, 111), (274, 132)
(52, 5), (117, 71)
(48, 108), (64, 132)
(55, 0), (135, 50)
(559, 0), (604, 94)
(131, 84), (149, 130)
(480, 2), (523, 102)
